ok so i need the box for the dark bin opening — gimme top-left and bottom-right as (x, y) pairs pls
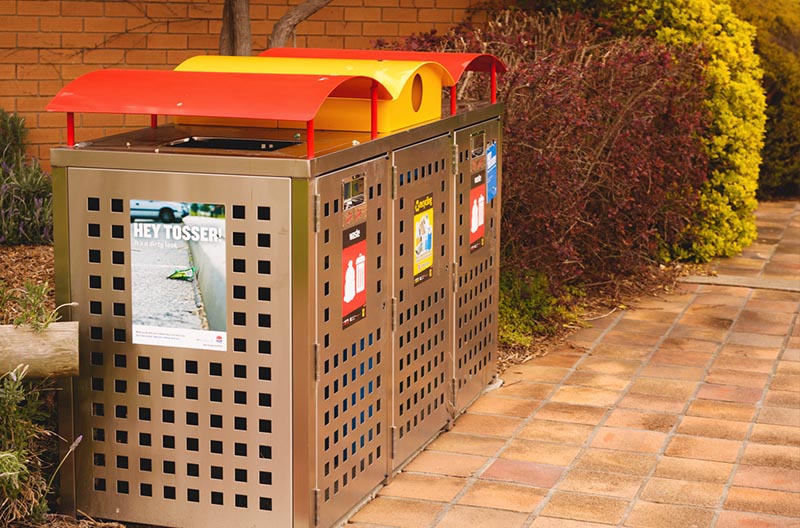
(167, 137), (301, 151)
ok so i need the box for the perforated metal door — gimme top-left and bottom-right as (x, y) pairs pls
(66, 168), (292, 528)
(452, 121), (501, 412)
(313, 157), (391, 528)
(390, 136), (452, 468)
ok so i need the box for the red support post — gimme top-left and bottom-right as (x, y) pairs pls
(306, 120), (315, 159)
(450, 86), (457, 116)
(370, 80), (378, 140)
(67, 112), (75, 147)
(491, 63), (497, 104)
(151, 114), (158, 128)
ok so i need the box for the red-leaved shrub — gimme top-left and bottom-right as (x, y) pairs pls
(387, 10), (710, 293)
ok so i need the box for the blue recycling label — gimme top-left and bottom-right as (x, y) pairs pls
(486, 141), (498, 201)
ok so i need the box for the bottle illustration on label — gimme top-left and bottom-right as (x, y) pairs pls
(471, 199), (479, 233)
(478, 193), (485, 228)
(343, 260), (356, 302)
(416, 215), (433, 256)
(355, 253), (366, 293)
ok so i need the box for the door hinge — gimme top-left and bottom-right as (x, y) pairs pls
(451, 144), (459, 175)
(313, 343), (320, 381)
(391, 165), (398, 199)
(451, 262), (458, 293)
(391, 297), (397, 331)
(390, 426), (398, 460)
(313, 194), (320, 233)
(313, 488), (320, 527)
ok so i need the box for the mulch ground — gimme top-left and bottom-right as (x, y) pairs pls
(0, 245), (56, 315)
(0, 245), (56, 292)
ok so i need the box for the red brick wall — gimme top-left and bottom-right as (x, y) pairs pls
(1, 0), (480, 168)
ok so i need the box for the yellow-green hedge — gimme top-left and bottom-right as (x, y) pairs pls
(729, 0), (800, 197)
(617, 0), (767, 260)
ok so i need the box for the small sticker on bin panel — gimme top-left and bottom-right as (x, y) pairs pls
(470, 131), (486, 173)
(342, 173), (367, 228)
(342, 222), (367, 328)
(413, 193), (434, 286)
(469, 172), (486, 253)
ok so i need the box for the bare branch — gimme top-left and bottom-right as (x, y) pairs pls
(269, 0), (333, 49)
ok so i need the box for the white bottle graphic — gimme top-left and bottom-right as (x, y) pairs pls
(343, 260), (356, 302)
(478, 193), (485, 227)
(471, 199), (479, 233)
(355, 253), (366, 293)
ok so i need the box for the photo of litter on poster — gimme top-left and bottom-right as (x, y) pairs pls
(130, 200), (227, 351)
(342, 222), (367, 328)
(469, 171), (486, 253)
(413, 193), (434, 286)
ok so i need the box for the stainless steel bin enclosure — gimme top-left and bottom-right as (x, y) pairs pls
(51, 54), (503, 528)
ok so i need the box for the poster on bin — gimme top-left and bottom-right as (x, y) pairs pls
(342, 223), (367, 328)
(469, 171), (486, 253)
(130, 200), (227, 351)
(413, 193), (434, 286)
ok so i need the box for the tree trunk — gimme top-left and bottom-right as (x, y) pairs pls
(269, 0), (333, 48)
(0, 321), (79, 378)
(220, 0), (252, 56)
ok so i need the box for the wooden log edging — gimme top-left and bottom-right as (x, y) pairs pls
(0, 321), (79, 378)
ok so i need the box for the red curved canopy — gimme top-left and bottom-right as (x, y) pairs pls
(46, 68), (391, 122)
(259, 48), (507, 82)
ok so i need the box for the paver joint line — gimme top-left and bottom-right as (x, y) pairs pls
(681, 274), (800, 293)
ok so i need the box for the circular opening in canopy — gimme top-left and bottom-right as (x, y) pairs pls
(411, 73), (423, 112)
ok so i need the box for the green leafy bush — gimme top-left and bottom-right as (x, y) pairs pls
(0, 110), (27, 168)
(729, 0), (800, 198)
(0, 110), (53, 246)
(0, 365), (49, 524)
(0, 280), (65, 332)
(0, 281), (79, 524)
(499, 270), (573, 346)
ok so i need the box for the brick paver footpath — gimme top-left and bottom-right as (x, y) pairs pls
(348, 201), (799, 528)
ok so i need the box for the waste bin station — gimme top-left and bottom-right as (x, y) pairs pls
(47, 48), (505, 528)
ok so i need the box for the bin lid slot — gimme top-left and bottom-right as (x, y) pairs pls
(46, 69), (391, 122)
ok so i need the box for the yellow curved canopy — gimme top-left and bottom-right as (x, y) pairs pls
(175, 55), (456, 100)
